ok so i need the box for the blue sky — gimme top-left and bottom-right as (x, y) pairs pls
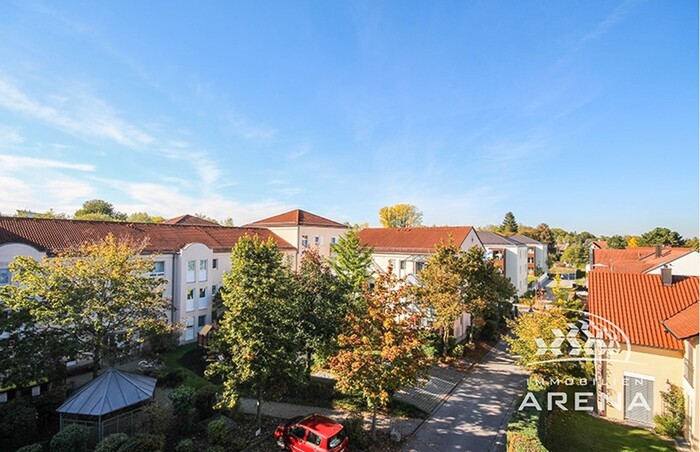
(0, 0), (697, 236)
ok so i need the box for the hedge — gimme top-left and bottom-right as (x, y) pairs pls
(506, 387), (548, 452)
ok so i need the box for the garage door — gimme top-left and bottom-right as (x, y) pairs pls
(624, 375), (654, 424)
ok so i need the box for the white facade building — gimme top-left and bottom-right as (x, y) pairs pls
(477, 231), (529, 296)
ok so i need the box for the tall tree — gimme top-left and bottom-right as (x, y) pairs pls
(1, 235), (172, 377)
(329, 230), (373, 296)
(607, 235), (627, 249)
(416, 239), (469, 357)
(74, 199), (127, 221)
(534, 223), (557, 254)
(206, 236), (301, 428)
(294, 249), (348, 380)
(329, 267), (431, 440)
(561, 244), (589, 268)
(501, 211), (518, 234)
(14, 209), (68, 219)
(194, 213), (220, 224)
(127, 212), (166, 223)
(638, 227), (684, 247)
(378, 204), (423, 228)
(684, 237), (699, 251)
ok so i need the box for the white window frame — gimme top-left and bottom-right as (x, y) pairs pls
(186, 260), (196, 283)
(198, 287), (207, 309)
(199, 260), (208, 282)
(186, 289), (195, 312)
(185, 318), (195, 341)
(152, 260), (165, 276)
(301, 235), (309, 247)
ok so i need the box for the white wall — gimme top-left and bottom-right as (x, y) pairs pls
(645, 251), (700, 276)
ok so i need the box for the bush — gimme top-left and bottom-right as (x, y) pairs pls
(116, 434), (164, 452)
(16, 443), (44, 452)
(452, 344), (465, 358)
(50, 424), (90, 452)
(175, 438), (195, 452)
(169, 386), (196, 416)
(0, 396), (38, 450)
(195, 386), (218, 420)
(342, 412), (369, 450)
(142, 401), (174, 437)
(207, 418), (230, 446)
(654, 384), (685, 438)
(95, 433), (130, 452)
(506, 389), (547, 452)
(156, 368), (189, 387)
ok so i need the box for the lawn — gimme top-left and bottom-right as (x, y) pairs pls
(547, 409), (676, 452)
(161, 343), (216, 389)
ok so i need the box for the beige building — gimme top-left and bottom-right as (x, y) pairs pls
(589, 271), (699, 450)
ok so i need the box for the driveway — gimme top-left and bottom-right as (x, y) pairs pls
(403, 340), (528, 452)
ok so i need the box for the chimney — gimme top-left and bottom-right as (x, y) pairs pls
(661, 266), (672, 287)
(655, 245), (662, 258)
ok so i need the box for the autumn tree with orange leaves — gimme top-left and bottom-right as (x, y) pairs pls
(329, 265), (431, 440)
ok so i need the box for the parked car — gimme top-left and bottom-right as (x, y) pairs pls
(275, 414), (349, 452)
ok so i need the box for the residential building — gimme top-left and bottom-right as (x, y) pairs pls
(0, 216), (295, 344)
(590, 246), (699, 276)
(589, 271), (699, 450)
(509, 234), (548, 275)
(245, 209), (349, 270)
(590, 240), (608, 250)
(357, 226), (484, 341)
(477, 231), (529, 296)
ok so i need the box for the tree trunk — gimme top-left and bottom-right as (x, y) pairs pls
(255, 388), (262, 429)
(370, 403), (378, 442)
(443, 326), (450, 359)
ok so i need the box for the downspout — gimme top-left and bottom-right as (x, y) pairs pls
(170, 253), (178, 324)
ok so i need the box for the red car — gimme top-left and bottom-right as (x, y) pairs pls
(275, 414), (349, 452)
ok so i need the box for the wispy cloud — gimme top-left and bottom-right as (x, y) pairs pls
(0, 77), (154, 147)
(227, 113), (276, 141)
(0, 154), (95, 171)
(0, 126), (24, 147)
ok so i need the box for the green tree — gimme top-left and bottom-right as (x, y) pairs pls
(294, 249), (348, 380)
(329, 230), (373, 296)
(15, 209), (68, 219)
(501, 212), (518, 234)
(378, 204), (423, 228)
(222, 217), (234, 226)
(74, 199), (127, 221)
(607, 235), (627, 249)
(127, 212), (165, 223)
(206, 236), (301, 428)
(639, 227), (684, 247)
(194, 213), (220, 224)
(684, 237), (699, 251)
(416, 239), (469, 357)
(561, 244), (588, 268)
(534, 223), (557, 255)
(2, 235), (172, 377)
(551, 274), (582, 321)
(329, 267), (431, 440)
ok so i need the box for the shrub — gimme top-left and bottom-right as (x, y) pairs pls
(157, 368), (188, 387)
(16, 443), (44, 452)
(506, 389), (547, 452)
(0, 396), (38, 450)
(50, 424), (90, 452)
(207, 418), (230, 446)
(142, 401), (174, 436)
(195, 386), (218, 420)
(175, 438), (195, 452)
(452, 344), (465, 358)
(230, 437), (248, 451)
(169, 386), (196, 416)
(95, 433), (130, 452)
(654, 384), (685, 438)
(116, 434), (164, 452)
(342, 412), (369, 450)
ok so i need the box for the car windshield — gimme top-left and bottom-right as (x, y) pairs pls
(328, 427), (346, 448)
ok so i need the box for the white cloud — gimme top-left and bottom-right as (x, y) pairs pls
(227, 113), (276, 141)
(0, 154), (95, 171)
(0, 127), (24, 147)
(0, 77), (154, 148)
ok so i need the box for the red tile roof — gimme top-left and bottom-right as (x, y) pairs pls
(591, 241), (608, 249)
(163, 214), (218, 225)
(588, 272), (699, 351)
(246, 209), (347, 228)
(0, 216), (295, 254)
(358, 227), (476, 254)
(662, 301), (699, 341)
(591, 247), (695, 273)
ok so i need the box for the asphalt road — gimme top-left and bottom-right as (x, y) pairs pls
(402, 340), (528, 452)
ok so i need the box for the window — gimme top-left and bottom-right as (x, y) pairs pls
(31, 386), (40, 397)
(199, 260), (208, 282)
(185, 318), (195, 341)
(314, 235), (324, 246)
(307, 431), (322, 446)
(330, 236), (338, 245)
(198, 288), (207, 309)
(301, 235), (309, 247)
(212, 284), (217, 295)
(329, 428), (347, 448)
(152, 261), (165, 275)
(290, 426), (306, 441)
(212, 258), (218, 269)
(0, 269), (10, 286)
(0, 392), (6, 403)
(187, 260), (196, 282)
(415, 262), (425, 273)
(198, 315), (207, 328)
(400, 260), (406, 270)
(186, 289), (195, 312)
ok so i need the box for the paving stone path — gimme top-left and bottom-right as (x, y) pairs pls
(394, 364), (467, 414)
